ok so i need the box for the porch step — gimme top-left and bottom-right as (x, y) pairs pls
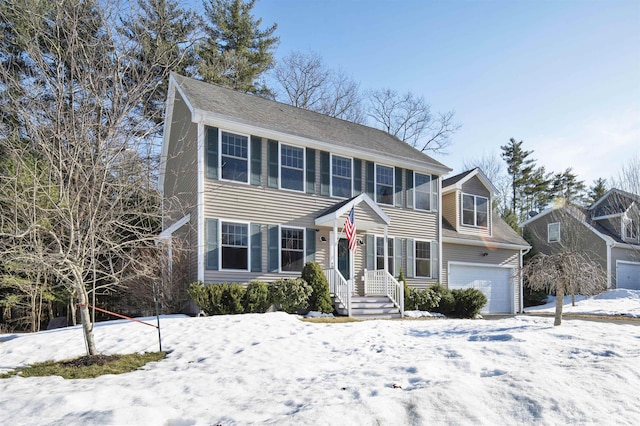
(332, 296), (402, 319)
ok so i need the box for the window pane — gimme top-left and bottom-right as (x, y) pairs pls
(416, 259), (431, 277)
(222, 247), (248, 269)
(221, 223), (248, 247)
(415, 173), (431, 192)
(221, 132), (248, 158)
(415, 173), (432, 211)
(281, 145), (303, 169)
(415, 192), (430, 211)
(281, 168), (304, 191)
(332, 156), (351, 178)
(333, 177), (351, 198)
(462, 194), (474, 210)
(476, 197), (488, 227)
(462, 209), (474, 226)
(221, 156), (248, 181)
(221, 132), (248, 182)
(376, 165), (394, 205)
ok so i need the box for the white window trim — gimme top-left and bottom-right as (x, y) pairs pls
(414, 239), (434, 279)
(414, 171), (434, 212)
(330, 153), (353, 199)
(219, 219), (251, 272)
(461, 193), (489, 228)
(279, 224), (306, 273)
(219, 129), (251, 185)
(548, 222), (561, 243)
(374, 163), (395, 206)
(278, 142), (306, 193)
(374, 234), (395, 274)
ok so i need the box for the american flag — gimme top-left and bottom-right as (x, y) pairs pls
(344, 207), (356, 252)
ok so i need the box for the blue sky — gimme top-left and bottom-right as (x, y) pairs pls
(205, 0), (640, 186)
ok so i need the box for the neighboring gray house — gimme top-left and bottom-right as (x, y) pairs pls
(159, 74), (451, 317)
(159, 74), (530, 316)
(440, 169), (530, 314)
(520, 189), (640, 290)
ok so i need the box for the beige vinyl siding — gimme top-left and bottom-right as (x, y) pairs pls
(611, 247), (640, 287)
(442, 243), (521, 309)
(163, 91), (199, 283)
(442, 192), (457, 229)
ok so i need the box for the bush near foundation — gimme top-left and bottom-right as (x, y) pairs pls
(451, 288), (487, 318)
(301, 262), (334, 313)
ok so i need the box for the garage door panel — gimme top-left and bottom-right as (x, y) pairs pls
(617, 262), (640, 290)
(449, 264), (514, 314)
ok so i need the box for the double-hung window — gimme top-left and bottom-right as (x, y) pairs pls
(375, 164), (394, 205)
(548, 222), (560, 243)
(622, 217), (637, 241)
(462, 194), (488, 227)
(221, 221), (249, 270)
(415, 240), (432, 278)
(331, 155), (352, 198)
(221, 131), (248, 183)
(281, 227), (305, 272)
(415, 173), (432, 211)
(280, 144), (304, 191)
(375, 236), (394, 276)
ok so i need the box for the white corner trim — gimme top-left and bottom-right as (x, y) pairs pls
(197, 122), (205, 282)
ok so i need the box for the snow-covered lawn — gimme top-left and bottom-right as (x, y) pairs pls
(1, 291), (639, 425)
(524, 288), (640, 318)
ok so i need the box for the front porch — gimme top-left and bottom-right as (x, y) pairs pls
(314, 193), (404, 318)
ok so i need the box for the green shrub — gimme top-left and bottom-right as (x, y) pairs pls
(301, 262), (334, 313)
(431, 283), (455, 315)
(451, 288), (487, 318)
(269, 278), (312, 314)
(187, 282), (245, 315)
(406, 287), (441, 311)
(244, 281), (272, 313)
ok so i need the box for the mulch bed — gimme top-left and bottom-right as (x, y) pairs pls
(59, 354), (121, 368)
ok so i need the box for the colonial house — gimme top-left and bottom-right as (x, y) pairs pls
(159, 73), (529, 316)
(520, 189), (640, 290)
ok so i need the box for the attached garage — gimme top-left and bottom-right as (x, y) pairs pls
(616, 261), (640, 290)
(448, 263), (515, 314)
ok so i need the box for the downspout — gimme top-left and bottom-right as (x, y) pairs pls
(438, 176), (443, 284)
(607, 243), (612, 289)
(197, 122), (205, 282)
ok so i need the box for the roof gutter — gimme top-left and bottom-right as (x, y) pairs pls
(442, 236), (531, 251)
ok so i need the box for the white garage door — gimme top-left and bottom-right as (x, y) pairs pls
(616, 262), (640, 290)
(449, 264), (514, 314)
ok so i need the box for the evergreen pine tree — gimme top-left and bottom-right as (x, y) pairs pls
(586, 178), (608, 206)
(119, 0), (197, 128)
(197, 0), (279, 95)
(501, 138), (536, 221)
(551, 168), (586, 204)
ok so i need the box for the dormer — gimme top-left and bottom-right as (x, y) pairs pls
(442, 168), (497, 236)
(589, 188), (640, 244)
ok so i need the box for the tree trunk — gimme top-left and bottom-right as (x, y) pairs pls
(554, 286), (564, 326)
(69, 296), (77, 326)
(76, 285), (97, 355)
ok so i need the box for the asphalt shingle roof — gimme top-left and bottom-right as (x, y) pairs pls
(172, 73), (450, 173)
(442, 214), (530, 247)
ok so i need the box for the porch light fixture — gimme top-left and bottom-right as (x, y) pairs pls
(320, 236), (327, 242)
(358, 239), (364, 245)
(482, 252), (489, 257)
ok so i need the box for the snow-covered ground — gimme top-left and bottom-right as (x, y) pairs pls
(525, 288), (640, 318)
(1, 291), (639, 425)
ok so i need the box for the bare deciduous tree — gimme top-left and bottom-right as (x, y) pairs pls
(0, 0), (172, 354)
(367, 89), (460, 154)
(273, 50), (365, 123)
(463, 151), (511, 215)
(522, 252), (607, 325)
(611, 154), (639, 196)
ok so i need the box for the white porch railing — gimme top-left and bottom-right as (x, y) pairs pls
(364, 269), (404, 317)
(323, 268), (351, 317)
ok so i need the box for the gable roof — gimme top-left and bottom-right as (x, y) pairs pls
(589, 188), (639, 217)
(169, 73), (451, 175)
(442, 168), (498, 195)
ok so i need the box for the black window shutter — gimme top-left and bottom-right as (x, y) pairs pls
(353, 158), (362, 195)
(306, 148), (316, 194)
(406, 169), (414, 208)
(395, 167), (403, 207)
(267, 140), (278, 188)
(268, 225), (279, 272)
(206, 218), (219, 270)
(206, 127), (219, 179)
(251, 223), (262, 272)
(306, 228), (316, 263)
(250, 136), (262, 186)
(320, 151), (330, 196)
(365, 161), (375, 199)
